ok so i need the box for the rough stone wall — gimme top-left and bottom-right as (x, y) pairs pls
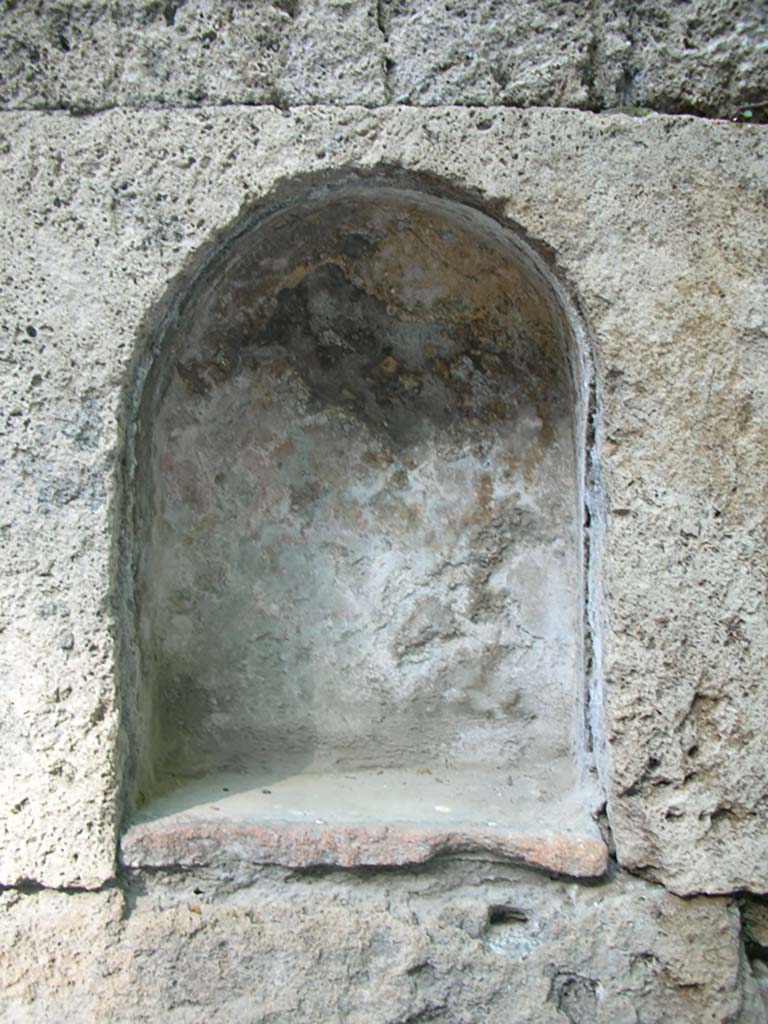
(0, 2), (767, 1022)
(1, 0), (767, 117)
(0, 866), (760, 1024)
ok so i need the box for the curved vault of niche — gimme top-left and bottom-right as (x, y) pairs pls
(120, 176), (606, 876)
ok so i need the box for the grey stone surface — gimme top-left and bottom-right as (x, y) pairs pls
(0, 0), (386, 111)
(0, 105), (765, 897)
(0, 866), (758, 1022)
(383, 0), (768, 116)
(0, 0), (290, 110)
(380, 0), (597, 109)
(0, 7), (766, 1021)
(599, 0), (768, 117)
(1, 1), (765, 117)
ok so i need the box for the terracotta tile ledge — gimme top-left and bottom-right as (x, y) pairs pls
(121, 819), (609, 879)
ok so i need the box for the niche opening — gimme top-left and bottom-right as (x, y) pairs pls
(120, 173), (605, 876)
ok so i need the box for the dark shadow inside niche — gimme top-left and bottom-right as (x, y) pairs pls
(119, 171), (604, 872)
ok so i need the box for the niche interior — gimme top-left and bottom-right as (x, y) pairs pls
(120, 173), (604, 873)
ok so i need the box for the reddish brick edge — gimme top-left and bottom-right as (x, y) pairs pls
(121, 819), (608, 878)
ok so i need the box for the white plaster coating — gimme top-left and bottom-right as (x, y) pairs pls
(129, 766), (598, 832)
(0, 105), (765, 897)
(126, 182), (596, 848)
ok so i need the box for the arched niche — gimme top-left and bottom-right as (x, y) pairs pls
(120, 171), (605, 874)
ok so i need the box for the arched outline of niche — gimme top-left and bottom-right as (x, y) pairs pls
(114, 167), (606, 834)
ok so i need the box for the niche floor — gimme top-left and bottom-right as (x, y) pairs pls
(122, 764), (606, 877)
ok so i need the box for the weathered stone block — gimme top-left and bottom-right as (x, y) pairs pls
(1, 1), (764, 116)
(381, 1), (767, 116)
(0, 868), (754, 1022)
(0, 0), (386, 111)
(0, 106), (765, 899)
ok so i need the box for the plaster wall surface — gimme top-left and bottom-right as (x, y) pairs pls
(0, 7), (766, 1017)
(130, 182), (589, 838)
